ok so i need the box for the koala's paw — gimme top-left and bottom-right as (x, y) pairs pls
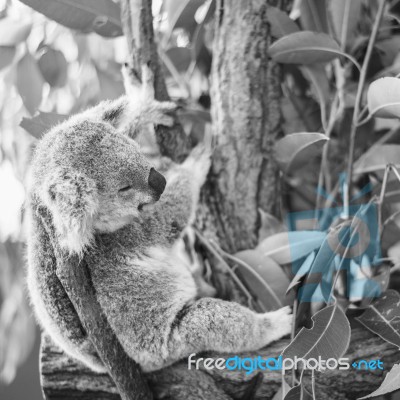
(184, 144), (212, 187)
(151, 101), (178, 127)
(263, 306), (292, 344)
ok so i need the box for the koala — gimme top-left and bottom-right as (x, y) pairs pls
(26, 65), (292, 374)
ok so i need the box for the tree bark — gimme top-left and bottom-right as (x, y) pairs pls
(199, 0), (283, 253)
(120, 0), (191, 162)
(41, 327), (399, 400)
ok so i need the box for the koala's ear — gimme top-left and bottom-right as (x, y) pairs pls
(43, 170), (98, 255)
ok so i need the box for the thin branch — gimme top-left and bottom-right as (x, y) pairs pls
(345, 0), (386, 216)
(120, 0), (191, 162)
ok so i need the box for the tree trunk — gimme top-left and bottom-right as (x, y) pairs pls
(120, 0), (191, 162)
(200, 0), (283, 253)
(41, 327), (399, 400)
(41, 1), (399, 400)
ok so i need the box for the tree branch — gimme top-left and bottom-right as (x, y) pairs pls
(120, 0), (191, 162)
(41, 327), (399, 400)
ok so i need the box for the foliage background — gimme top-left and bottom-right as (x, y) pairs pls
(3, 0), (400, 399)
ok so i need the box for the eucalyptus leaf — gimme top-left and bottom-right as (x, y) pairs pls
(19, 0), (122, 37)
(282, 305), (351, 361)
(257, 231), (326, 265)
(367, 77), (400, 119)
(258, 209), (286, 242)
(269, 31), (345, 65)
(300, 0), (328, 33)
(16, 52), (43, 115)
(354, 144), (400, 174)
(20, 112), (69, 138)
(0, 47), (16, 71)
(359, 364), (400, 399)
(0, 18), (32, 46)
(274, 132), (328, 173)
(37, 47), (68, 87)
(233, 250), (285, 311)
(356, 290), (400, 348)
(266, 6), (299, 39)
(286, 251), (316, 294)
(284, 383), (313, 400)
(329, 0), (362, 49)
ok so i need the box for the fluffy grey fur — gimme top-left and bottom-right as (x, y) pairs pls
(26, 66), (292, 373)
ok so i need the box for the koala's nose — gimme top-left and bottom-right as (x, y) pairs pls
(148, 168), (166, 197)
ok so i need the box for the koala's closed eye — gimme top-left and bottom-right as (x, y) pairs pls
(119, 185), (133, 192)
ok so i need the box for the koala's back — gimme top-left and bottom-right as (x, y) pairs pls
(86, 224), (197, 371)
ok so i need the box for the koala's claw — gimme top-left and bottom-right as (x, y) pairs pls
(121, 63), (141, 94)
(154, 111), (175, 127)
(151, 101), (177, 127)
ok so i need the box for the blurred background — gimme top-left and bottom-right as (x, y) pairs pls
(0, 0), (213, 398)
(5, 0), (400, 398)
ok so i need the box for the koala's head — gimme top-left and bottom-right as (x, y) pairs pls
(30, 118), (166, 254)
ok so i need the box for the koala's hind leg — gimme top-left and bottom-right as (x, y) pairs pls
(165, 299), (292, 365)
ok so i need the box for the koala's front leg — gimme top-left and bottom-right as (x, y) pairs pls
(166, 299), (292, 363)
(82, 64), (177, 138)
(122, 63), (178, 129)
(144, 146), (211, 244)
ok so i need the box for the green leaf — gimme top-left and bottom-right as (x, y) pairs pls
(0, 46), (16, 71)
(16, 52), (44, 115)
(256, 231), (326, 265)
(258, 209), (286, 243)
(165, 0), (204, 38)
(232, 250), (285, 311)
(300, 0), (329, 33)
(359, 364), (400, 399)
(272, 381), (291, 400)
(301, 65), (330, 125)
(19, 0), (122, 38)
(354, 144), (400, 174)
(356, 290), (400, 348)
(282, 305), (351, 361)
(388, 241), (400, 264)
(0, 18), (32, 46)
(37, 47), (68, 87)
(235, 250), (293, 307)
(367, 77), (400, 119)
(274, 132), (328, 173)
(286, 251), (316, 294)
(328, 0), (362, 49)
(284, 383), (313, 400)
(20, 112), (69, 138)
(375, 37), (400, 67)
(266, 6), (299, 38)
(269, 31), (350, 65)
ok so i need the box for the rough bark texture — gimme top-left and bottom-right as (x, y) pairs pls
(120, 0), (191, 162)
(199, 0), (283, 253)
(41, 327), (400, 400)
